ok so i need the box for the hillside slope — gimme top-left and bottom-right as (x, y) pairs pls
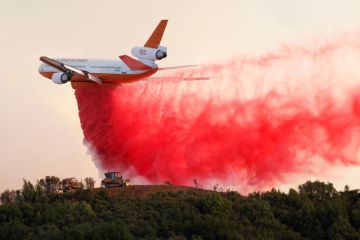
(1, 181), (360, 240)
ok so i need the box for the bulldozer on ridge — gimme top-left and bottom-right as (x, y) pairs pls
(101, 172), (130, 188)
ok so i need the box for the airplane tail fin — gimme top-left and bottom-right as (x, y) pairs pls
(144, 20), (168, 48)
(130, 20), (168, 68)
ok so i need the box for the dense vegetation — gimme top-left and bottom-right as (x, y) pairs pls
(1, 178), (360, 240)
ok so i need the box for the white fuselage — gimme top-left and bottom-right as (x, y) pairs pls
(39, 58), (151, 75)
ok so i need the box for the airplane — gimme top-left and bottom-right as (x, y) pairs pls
(38, 20), (208, 89)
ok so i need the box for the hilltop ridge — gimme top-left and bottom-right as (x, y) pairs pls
(1, 179), (360, 239)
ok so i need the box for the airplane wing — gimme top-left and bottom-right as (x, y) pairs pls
(158, 65), (199, 71)
(39, 56), (102, 84)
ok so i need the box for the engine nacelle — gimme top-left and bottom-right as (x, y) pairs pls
(52, 72), (71, 84)
(131, 46), (167, 61)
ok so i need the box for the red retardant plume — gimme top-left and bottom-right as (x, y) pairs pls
(75, 35), (360, 192)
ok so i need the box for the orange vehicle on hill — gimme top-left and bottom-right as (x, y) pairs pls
(62, 178), (82, 192)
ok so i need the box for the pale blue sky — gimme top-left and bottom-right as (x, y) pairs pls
(1, 0), (360, 192)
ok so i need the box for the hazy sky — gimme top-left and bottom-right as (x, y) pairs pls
(1, 0), (360, 193)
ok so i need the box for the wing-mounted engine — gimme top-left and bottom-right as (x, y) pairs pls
(131, 46), (167, 62)
(52, 72), (71, 84)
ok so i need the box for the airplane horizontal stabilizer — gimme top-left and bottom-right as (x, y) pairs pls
(119, 55), (152, 71)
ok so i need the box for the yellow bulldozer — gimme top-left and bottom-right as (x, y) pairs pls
(101, 172), (130, 188)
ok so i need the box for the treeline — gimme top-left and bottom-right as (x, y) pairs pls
(0, 179), (360, 240)
(1, 176), (97, 204)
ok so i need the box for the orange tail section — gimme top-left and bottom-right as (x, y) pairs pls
(144, 20), (168, 48)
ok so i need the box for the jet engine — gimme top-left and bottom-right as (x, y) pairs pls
(131, 46), (167, 61)
(52, 72), (71, 84)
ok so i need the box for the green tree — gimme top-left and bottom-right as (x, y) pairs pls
(299, 180), (338, 201)
(84, 177), (95, 189)
(351, 200), (360, 229)
(73, 202), (96, 223)
(0, 190), (12, 204)
(327, 216), (360, 240)
(21, 179), (36, 202)
(37, 176), (61, 194)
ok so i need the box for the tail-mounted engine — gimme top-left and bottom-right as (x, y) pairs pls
(131, 46), (167, 61)
(52, 71), (71, 84)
